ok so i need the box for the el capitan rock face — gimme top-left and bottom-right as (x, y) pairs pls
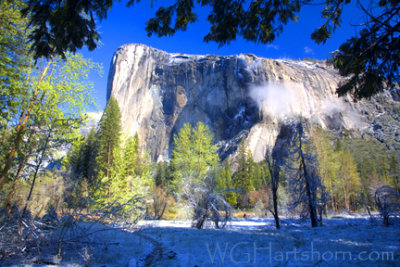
(107, 44), (400, 161)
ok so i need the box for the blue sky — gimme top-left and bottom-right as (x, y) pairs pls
(81, 1), (365, 111)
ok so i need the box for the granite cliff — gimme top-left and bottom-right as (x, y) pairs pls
(107, 44), (400, 162)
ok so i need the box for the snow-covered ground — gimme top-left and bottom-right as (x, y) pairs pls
(82, 215), (399, 266)
(9, 215), (398, 266)
(133, 215), (400, 266)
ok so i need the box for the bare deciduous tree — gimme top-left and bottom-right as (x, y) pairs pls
(266, 148), (282, 230)
(375, 185), (400, 226)
(182, 173), (232, 229)
(285, 119), (328, 227)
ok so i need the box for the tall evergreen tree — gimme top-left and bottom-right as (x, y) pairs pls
(96, 97), (122, 179)
(171, 123), (192, 184)
(215, 159), (237, 206)
(171, 122), (229, 229)
(337, 149), (361, 212)
(389, 154), (400, 193)
(83, 128), (98, 183)
(233, 139), (253, 193)
(380, 154), (391, 185)
(154, 161), (169, 189)
(123, 133), (139, 177)
(69, 128), (97, 182)
(68, 136), (85, 178)
(191, 122), (220, 180)
(312, 128), (340, 212)
(341, 137), (389, 207)
(232, 139), (266, 208)
(171, 122), (219, 188)
(99, 135), (152, 220)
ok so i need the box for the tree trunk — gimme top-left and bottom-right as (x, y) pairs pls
(5, 128), (37, 213)
(156, 202), (167, 220)
(331, 197), (336, 214)
(5, 163), (26, 213)
(366, 204), (373, 221)
(305, 177), (318, 227)
(266, 152), (280, 230)
(19, 125), (53, 234)
(383, 214), (390, 226)
(344, 192), (350, 212)
(0, 56), (53, 190)
(298, 124), (318, 228)
(272, 186), (280, 229)
(196, 214), (207, 229)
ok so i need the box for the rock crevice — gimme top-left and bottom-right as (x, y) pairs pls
(107, 44), (400, 161)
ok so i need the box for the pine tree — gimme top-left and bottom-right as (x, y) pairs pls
(380, 154), (391, 185)
(337, 149), (361, 212)
(215, 159), (236, 206)
(65, 128), (97, 208)
(192, 122), (220, 180)
(233, 139), (252, 192)
(233, 139), (261, 208)
(154, 161), (169, 188)
(171, 123), (193, 184)
(96, 97), (122, 179)
(312, 128), (340, 213)
(106, 141), (152, 219)
(68, 136), (86, 179)
(92, 132), (152, 220)
(171, 122), (219, 188)
(389, 154), (400, 192)
(136, 149), (152, 180)
(250, 160), (267, 191)
(170, 122), (225, 228)
(82, 128), (97, 183)
(107, 145), (128, 204)
(123, 134), (139, 177)
(247, 151), (257, 191)
(69, 128), (97, 182)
